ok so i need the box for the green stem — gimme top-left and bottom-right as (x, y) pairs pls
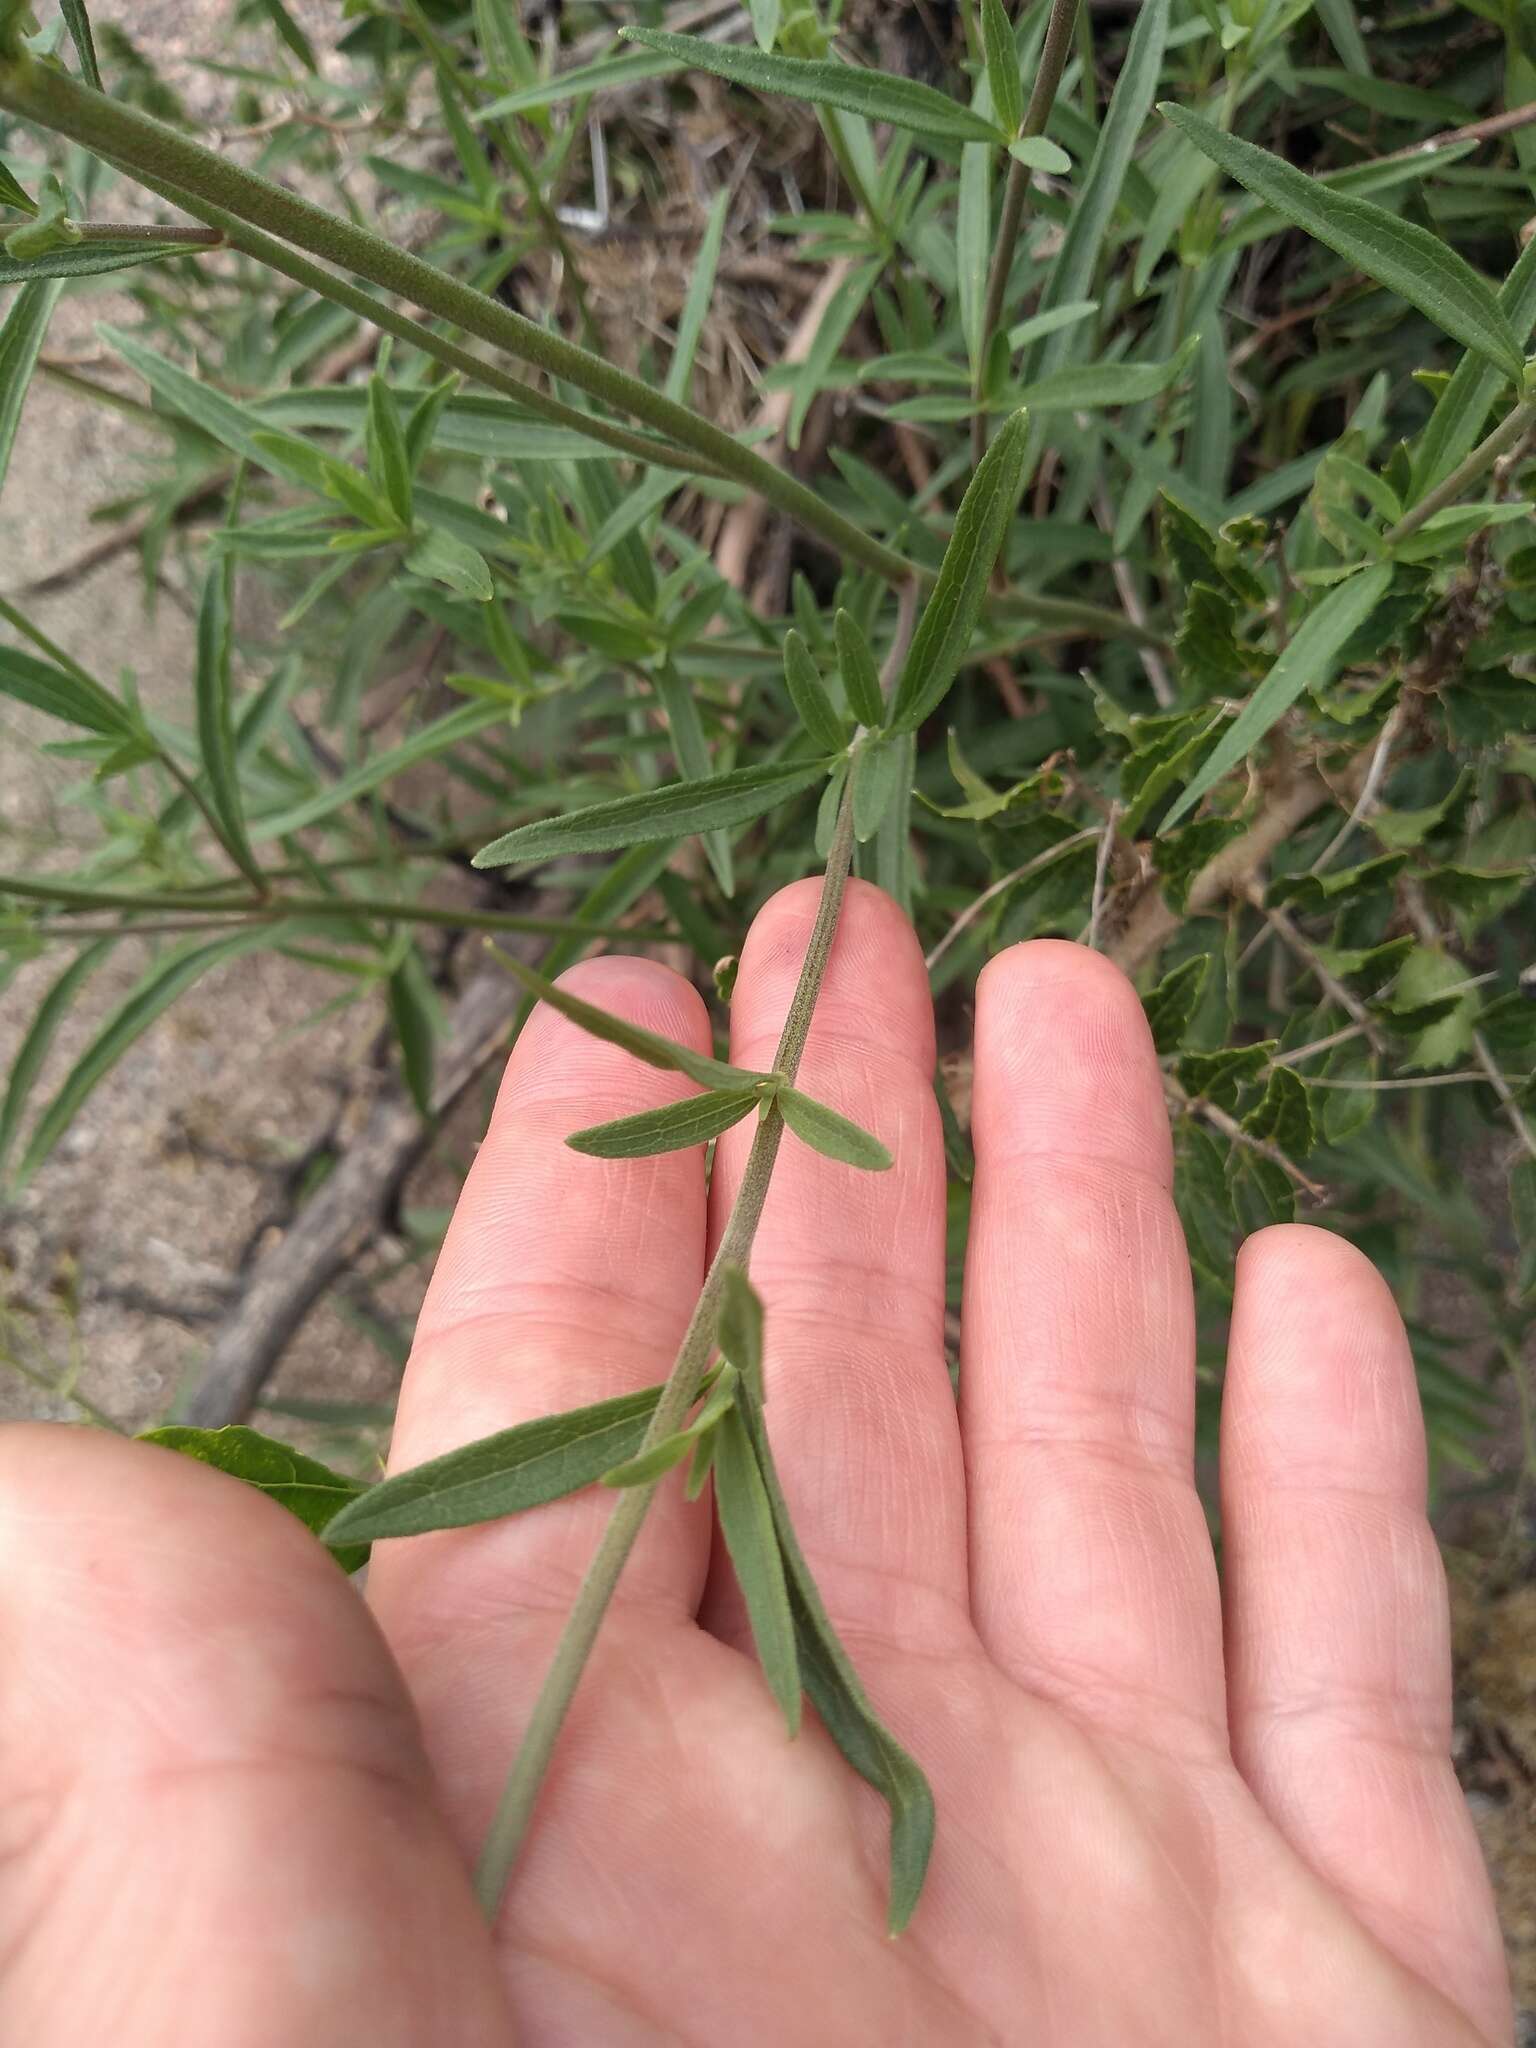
(94, 154), (730, 480)
(1385, 397), (1536, 546)
(473, 790), (859, 1915)
(0, 872), (670, 940)
(971, 0), (1081, 466)
(0, 52), (913, 584)
(74, 220), (223, 246)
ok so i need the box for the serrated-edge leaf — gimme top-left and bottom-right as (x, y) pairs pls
(324, 1387), (668, 1544)
(472, 757), (832, 866)
(778, 1085), (893, 1170)
(891, 410), (1028, 732)
(1142, 953), (1209, 1055)
(1160, 104), (1523, 379)
(619, 27), (1004, 144)
(1162, 564), (1393, 828)
(714, 1405), (801, 1736)
(490, 948), (769, 1092)
(567, 1086), (759, 1158)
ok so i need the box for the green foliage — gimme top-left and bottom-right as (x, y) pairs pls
(142, 1424), (369, 1572)
(4, 0), (1536, 1936)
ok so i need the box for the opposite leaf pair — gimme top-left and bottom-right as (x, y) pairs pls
(492, 947), (893, 1171)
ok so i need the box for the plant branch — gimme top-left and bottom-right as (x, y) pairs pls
(74, 220), (223, 246)
(971, 0), (1081, 464)
(473, 790), (859, 1916)
(0, 872), (669, 941)
(1387, 398), (1536, 545)
(0, 52), (914, 585)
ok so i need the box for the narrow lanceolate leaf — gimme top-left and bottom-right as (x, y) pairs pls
(717, 1262), (766, 1398)
(619, 28), (1004, 145)
(714, 1406), (801, 1736)
(852, 734), (905, 843)
(567, 1086), (760, 1159)
(665, 185), (730, 405)
(979, 0), (1023, 137)
(252, 0), (319, 71)
(0, 242), (194, 283)
(322, 1385), (668, 1546)
(737, 1387), (933, 1931)
(890, 410), (1028, 733)
(1413, 232), (1536, 497)
(489, 949), (769, 1092)
(778, 1085), (893, 1170)
(1019, 335), (1198, 414)
(0, 159), (37, 214)
(387, 942), (438, 1116)
(473, 758), (832, 866)
(1160, 105), (1524, 381)
(0, 939), (114, 1178)
(194, 563), (257, 878)
(1162, 564), (1393, 829)
(405, 527), (493, 601)
(142, 1426), (367, 1572)
(1026, 0), (1169, 382)
(834, 609), (885, 727)
(0, 643), (134, 733)
(602, 1366), (739, 1487)
(783, 631), (851, 754)
(0, 279), (61, 497)
(14, 929), (276, 1190)
(59, 0), (102, 88)
(366, 373), (413, 524)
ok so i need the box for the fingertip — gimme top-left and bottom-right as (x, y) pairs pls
(499, 953), (712, 1108)
(1226, 1224), (1421, 1492)
(973, 938), (1169, 1181)
(734, 877), (933, 1072)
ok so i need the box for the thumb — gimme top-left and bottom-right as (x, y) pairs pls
(0, 1425), (512, 2048)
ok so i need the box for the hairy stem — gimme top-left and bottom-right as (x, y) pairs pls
(94, 156), (731, 480)
(0, 52), (913, 584)
(1386, 396), (1536, 545)
(971, 0), (1081, 465)
(76, 220), (224, 245)
(473, 791), (859, 1914)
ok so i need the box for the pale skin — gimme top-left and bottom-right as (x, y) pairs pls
(0, 884), (1513, 2047)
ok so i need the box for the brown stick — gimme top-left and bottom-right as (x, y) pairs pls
(1109, 766), (1343, 975)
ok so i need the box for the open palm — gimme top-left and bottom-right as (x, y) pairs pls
(0, 884), (1511, 2046)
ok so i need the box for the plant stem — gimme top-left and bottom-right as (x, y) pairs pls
(971, 0), (1081, 465)
(0, 872), (670, 940)
(0, 52), (914, 585)
(1386, 396), (1536, 546)
(473, 790), (859, 1915)
(94, 155), (731, 480)
(76, 220), (224, 245)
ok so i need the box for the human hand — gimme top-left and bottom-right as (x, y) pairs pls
(0, 884), (1512, 2046)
